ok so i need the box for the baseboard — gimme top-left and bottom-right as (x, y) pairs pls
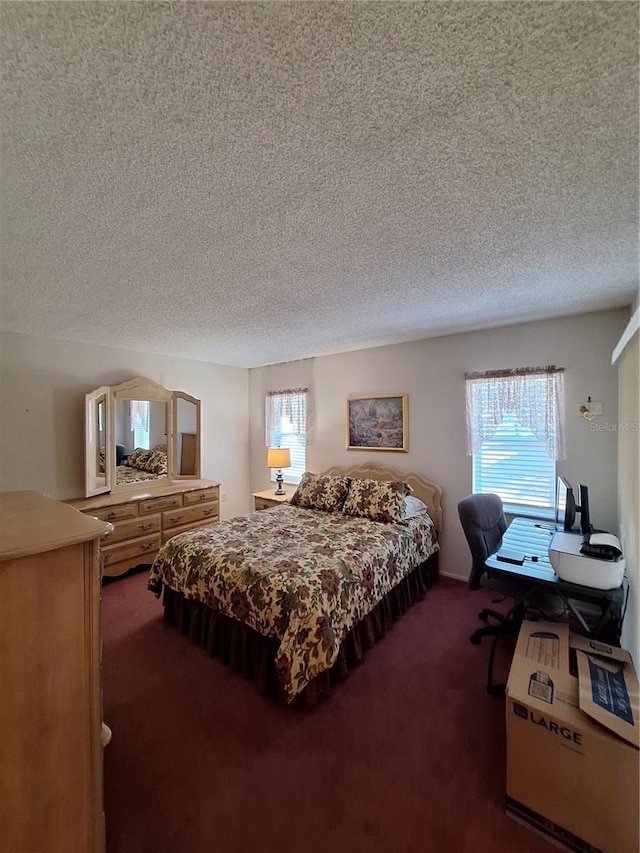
(438, 571), (466, 582)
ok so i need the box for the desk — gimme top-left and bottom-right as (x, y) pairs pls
(483, 517), (626, 694)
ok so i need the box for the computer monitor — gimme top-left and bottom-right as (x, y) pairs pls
(555, 476), (576, 532)
(577, 483), (592, 535)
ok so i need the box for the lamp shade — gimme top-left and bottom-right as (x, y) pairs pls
(266, 447), (291, 469)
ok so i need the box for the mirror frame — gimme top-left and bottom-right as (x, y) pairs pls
(85, 386), (111, 497)
(172, 391), (201, 480)
(84, 376), (202, 497)
(111, 376), (172, 493)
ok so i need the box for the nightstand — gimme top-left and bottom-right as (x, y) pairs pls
(252, 489), (292, 511)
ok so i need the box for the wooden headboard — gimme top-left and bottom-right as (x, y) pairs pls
(323, 462), (443, 532)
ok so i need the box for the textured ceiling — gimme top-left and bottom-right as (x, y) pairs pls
(1, 2), (638, 368)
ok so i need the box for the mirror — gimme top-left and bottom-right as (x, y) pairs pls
(114, 398), (169, 486)
(173, 393), (201, 478)
(85, 386), (110, 497)
(84, 377), (201, 497)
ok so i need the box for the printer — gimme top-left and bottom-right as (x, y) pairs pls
(549, 531), (625, 590)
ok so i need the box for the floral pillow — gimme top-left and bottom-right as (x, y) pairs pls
(342, 478), (411, 524)
(127, 448), (152, 470)
(144, 449), (168, 475)
(290, 472), (351, 512)
(290, 472), (315, 506)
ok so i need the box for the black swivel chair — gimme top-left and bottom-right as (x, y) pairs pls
(458, 492), (531, 695)
(458, 492), (518, 645)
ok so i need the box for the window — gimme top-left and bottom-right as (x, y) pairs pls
(472, 413), (556, 514)
(130, 400), (150, 450)
(265, 389), (307, 484)
(465, 367), (565, 518)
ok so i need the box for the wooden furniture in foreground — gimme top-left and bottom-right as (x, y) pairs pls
(0, 491), (111, 853)
(67, 479), (220, 577)
(252, 488), (292, 511)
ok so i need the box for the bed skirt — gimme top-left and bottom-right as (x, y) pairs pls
(159, 551), (439, 706)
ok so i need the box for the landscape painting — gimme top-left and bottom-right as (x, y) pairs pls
(346, 394), (408, 451)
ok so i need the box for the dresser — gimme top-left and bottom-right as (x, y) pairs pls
(67, 480), (220, 577)
(0, 491), (111, 853)
(252, 489), (291, 511)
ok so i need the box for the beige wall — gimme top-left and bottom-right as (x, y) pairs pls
(249, 309), (629, 584)
(616, 326), (639, 665)
(1, 310), (630, 601)
(0, 332), (250, 519)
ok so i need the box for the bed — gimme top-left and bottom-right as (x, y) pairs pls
(104, 445), (169, 485)
(148, 463), (442, 704)
(114, 465), (163, 485)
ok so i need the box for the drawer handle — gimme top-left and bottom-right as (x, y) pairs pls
(107, 511), (117, 520)
(139, 543), (154, 552)
(203, 508), (213, 516)
(199, 494), (207, 501)
(168, 515), (183, 524)
(140, 523), (153, 531)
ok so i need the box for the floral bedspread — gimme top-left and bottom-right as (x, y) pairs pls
(148, 505), (439, 702)
(115, 465), (161, 484)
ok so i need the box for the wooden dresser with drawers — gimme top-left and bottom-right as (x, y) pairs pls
(0, 491), (111, 852)
(67, 479), (220, 578)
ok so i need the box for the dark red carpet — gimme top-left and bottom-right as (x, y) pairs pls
(102, 573), (556, 853)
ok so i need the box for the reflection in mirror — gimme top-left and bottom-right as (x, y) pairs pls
(97, 397), (106, 473)
(84, 377), (202, 496)
(173, 393), (200, 479)
(85, 387), (110, 496)
(114, 398), (169, 486)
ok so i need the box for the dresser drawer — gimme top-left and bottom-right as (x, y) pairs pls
(139, 494), (183, 515)
(91, 504), (139, 523)
(68, 480), (220, 579)
(183, 487), (219, 507)
(162, 503), (218, 531)
(255, 498), (278, 511)
(107, 514), (161, 545)
(162, 518), (218, 544)
(102, 533), (161, 569)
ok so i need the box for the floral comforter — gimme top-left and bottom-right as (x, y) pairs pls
(115, 465), (161, 484)
(148, 504), (438, 702)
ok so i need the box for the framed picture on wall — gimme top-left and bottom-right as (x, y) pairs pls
(346, 394), (408, 451)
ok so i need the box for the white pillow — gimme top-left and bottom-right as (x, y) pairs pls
(404, 495), (429, 520)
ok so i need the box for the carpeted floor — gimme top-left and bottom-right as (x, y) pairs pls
(102, 572), (557, 853)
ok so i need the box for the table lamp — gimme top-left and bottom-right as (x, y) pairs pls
(266, 447), (291, 495)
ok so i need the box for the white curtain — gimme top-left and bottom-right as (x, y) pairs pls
(465, 366), (566, 460)
(129, 400), (150, 432)
(265, 388), (308, 446)
(259, 359), (315, 446)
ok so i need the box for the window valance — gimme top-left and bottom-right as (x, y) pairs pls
(465, 366), (566, 460)
(265, 388), (308, 446)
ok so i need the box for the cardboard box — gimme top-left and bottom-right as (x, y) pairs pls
(506, 620), (639, 853)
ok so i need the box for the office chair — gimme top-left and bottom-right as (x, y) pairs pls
(457, 492), (522, 645)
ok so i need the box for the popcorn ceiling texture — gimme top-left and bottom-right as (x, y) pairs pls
(0, 2), (637, 368)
